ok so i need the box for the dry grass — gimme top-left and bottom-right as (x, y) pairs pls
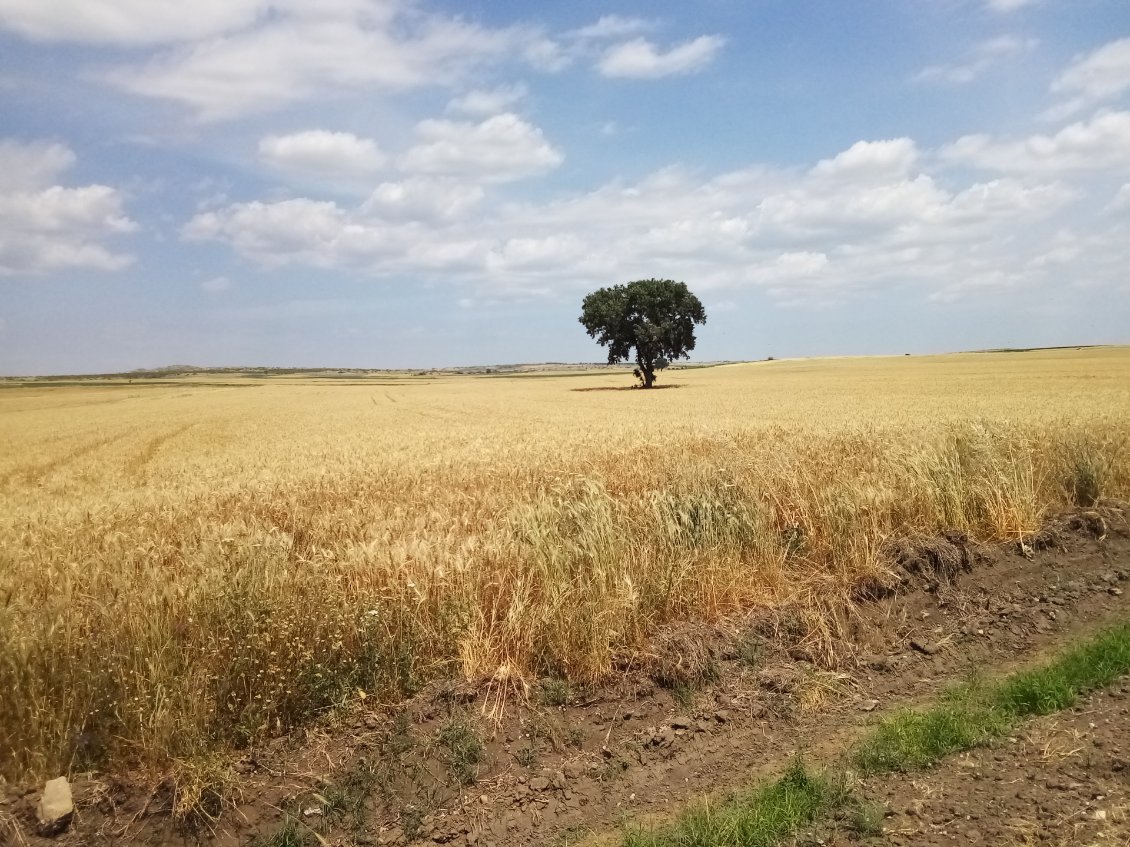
(2, 348), (1129, 805)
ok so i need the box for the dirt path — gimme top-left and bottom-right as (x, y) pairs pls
(4, 503), (1129, 847)
(801, 682), (1130, 846)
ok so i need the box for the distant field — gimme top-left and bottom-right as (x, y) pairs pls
(2, 347), (1129, 791)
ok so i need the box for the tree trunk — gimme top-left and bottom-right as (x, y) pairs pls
(640, 365), (656, 388)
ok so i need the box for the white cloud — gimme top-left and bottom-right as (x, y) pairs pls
(105, 5), (543, 120)
(1046, 37), (1130, 120)
(0, 140), (135, 275)
(0, 0), (271, 44)
(568, 15), (653, 41)
(186, 134), (1081, 305)
(1106, 183), (1130, 214)
(398, 113), (563, 182)
(447, 84), (528, 117)
(986, 0), (1039, 12)
(598, 35), (725, 79)
(0, 140), (76, 191)
(259, 130), (386, 177)
(362, 177), (484, 220)
(915, 35), (1038, 84)
(184, 198), (355, 267)
(486, 235), (587, 273)
(810, 138), (919, 181)
(942, 110), (1130, 172)
(522, 38), (571, 73)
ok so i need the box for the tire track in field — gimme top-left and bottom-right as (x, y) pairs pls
(126, 423), (198, 484)
(0, 431), (131, 488)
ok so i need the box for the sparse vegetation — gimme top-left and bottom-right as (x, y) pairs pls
(854, 621), (1130, 773)
(1, 348), (1129, 810)
(619, 621), (1130, 847)
(436, 719), (484, 786)
(247, 818), (314, 847)
(622, 759), (836, 847)
(541, 677), (571, 707)
(515, 744), (539, 769)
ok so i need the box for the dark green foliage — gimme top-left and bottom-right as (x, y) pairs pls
(579, 279), (707, 388)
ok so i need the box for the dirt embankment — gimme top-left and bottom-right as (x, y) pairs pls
(4, 504), (1130, 847)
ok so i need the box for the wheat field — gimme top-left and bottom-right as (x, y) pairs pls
(2, 348), (1129, 798)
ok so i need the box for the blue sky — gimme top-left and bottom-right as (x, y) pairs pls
(1, 0), (1129, 374)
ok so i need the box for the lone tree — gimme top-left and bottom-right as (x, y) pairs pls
(579, 279), (707, 388)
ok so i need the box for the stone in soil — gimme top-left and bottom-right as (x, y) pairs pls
(37, 776), (74, 836)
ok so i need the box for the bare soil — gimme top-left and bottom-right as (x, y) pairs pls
(4, 503), (1129, 847)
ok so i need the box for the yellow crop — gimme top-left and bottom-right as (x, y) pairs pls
(1, 347), (1128, 794)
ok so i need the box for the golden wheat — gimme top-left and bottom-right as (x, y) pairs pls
(1, 348), (1128, 795)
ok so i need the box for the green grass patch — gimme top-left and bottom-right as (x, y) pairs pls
(622, 760), (838, 847)
(855, 622), (1130, 773)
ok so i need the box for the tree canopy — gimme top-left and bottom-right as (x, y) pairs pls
(579, 278), (707, 388)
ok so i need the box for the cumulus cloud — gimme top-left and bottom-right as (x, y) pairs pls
(184, 198), (351, 267)
(1046, 37), (1130, 120)
(0, 0), (270, 44)
(362, 177), (484, 220)
(185, 134), (1083, 305)
(259, 130), (386, 177)
(810, 138), (919, 181)
(0, 140), (76, 191)
(3, 4), (725, 120)
(105, 5), (543, 120)
(915, 35), (1038, 85)
(447, 84), (528, 117)
(598, 35), (724, 79)
(942, 110), (1130, 172)
(398, 113), (563, 182)
(0, 140), (135, 275)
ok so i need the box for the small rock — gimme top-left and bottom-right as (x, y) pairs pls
(859, 699), (881, 712)
(544, 768), (567, 790)
(1109, 587), (1124, 597)
(712, 710), (730, 723)
(671, 716), (693, 730)
(37, 777), (74, 836)
(529, 777), (551, 792)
